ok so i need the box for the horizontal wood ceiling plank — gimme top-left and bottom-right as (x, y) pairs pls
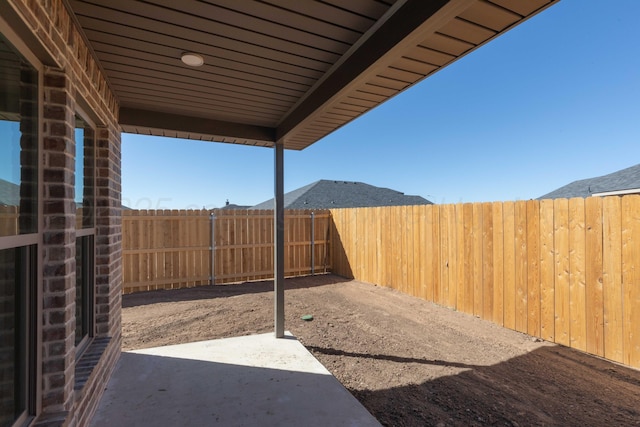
(260, 0), (378, 32)
(294, 129), (325, 138)
(303, 123), (335, 133)
(439, 17), (496, 45)
(420, 32), (475, 56)
(321, 0), (393, 20)
(342, 96), (378, 109)
(332, 103), (369, 114)
(406, 44), (456, 67)
(322, 111), (358, 121)
(378, 66), (424, 84)
(357, 83), (398, 98)
(368, 75), (410, 91)
(312, 117), (345, 126)
(459, 1), (521, 31)
(489, 0), (551, 17)
(392, 57), (439, 76)
(350, 90), (387, 104)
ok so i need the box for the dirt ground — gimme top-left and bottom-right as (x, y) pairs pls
(122, 274), (640, 427)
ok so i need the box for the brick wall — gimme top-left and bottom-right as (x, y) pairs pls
(40, 66), (77, 421)
(6, 1), (122, 426)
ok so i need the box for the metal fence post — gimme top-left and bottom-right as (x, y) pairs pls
(210, 212), (215, 285)
(311, 211), (315, 276)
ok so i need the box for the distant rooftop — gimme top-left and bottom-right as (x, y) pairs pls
(0, 178), (19, 206)
(539, 163), (640, 199)
(221, 200), (251, 210)
(251, 180), (432, 210)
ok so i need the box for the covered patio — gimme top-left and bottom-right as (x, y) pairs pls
(0, 1), (560, 426)
(66, 0), (560, 338)
(90, 333), (381, 427)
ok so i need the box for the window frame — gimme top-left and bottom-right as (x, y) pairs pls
(0, 14), (44, 426)
(73, 106), (97, 356)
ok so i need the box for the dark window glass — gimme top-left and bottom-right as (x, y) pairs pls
(0, 246), (32, 427)
(75, 235), (94, 346)
(0, 34), (38, 237)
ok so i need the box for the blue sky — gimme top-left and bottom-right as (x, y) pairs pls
(122, 1), (640, 209)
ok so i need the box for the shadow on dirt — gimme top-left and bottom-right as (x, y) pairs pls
(122, 273), (352, 308)
(305, 345), (479, 369)
(307, 343), (640, 427)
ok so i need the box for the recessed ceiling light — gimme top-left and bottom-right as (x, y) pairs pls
(181, 52), (204, 67)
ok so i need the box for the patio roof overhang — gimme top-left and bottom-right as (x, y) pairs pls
(65, 0), (559, 150)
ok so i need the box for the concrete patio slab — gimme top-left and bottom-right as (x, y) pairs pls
(90, 332), (381, 426)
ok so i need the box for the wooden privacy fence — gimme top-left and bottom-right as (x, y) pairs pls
(0, 206), (18, 236)
(122, 209), (331, 293)
(330, 195), (640, 369)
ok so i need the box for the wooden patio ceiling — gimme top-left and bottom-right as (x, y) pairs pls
(66, 0), (559, 150)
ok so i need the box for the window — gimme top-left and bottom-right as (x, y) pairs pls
(0, 32), (38, 427)
(74, 114), (95, 350)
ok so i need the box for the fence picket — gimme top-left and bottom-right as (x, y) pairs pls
(585, 197), (604, 357)
(492, 202), (504, 326)
(527, 200), (541, 337)
(462, 203), (474, 313)
(454, 204), (464, 311)
(603, 197), (623, 362)
(473, 203), (484, 318)
(514, 201), (528, 333)
(431, 205), (441, 304)
(482, 202), (494, 321)
(554, 198), (571, 346)
(622, 196), (640, 366)
(503, 201), (516, 330)
(539, 199), (555, 341)
(569, 198), (587, 351)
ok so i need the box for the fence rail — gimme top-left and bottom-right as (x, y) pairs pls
(122, 209), (331, 293)
(329, 196), (640, 369)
